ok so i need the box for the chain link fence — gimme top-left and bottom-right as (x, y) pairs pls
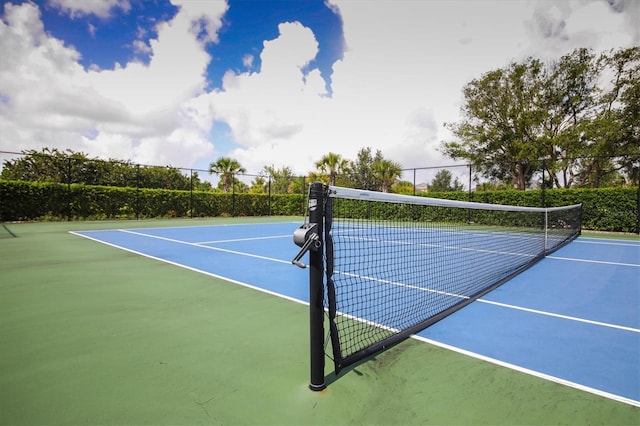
(1, 150), (638, 233)
(0, 150), (308, 220)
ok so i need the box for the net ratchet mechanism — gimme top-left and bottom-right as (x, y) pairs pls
(291, 223), (321, 269)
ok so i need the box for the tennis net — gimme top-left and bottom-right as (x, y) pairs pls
(293, 183), (582, 390)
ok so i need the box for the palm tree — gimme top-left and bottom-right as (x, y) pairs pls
(314, 152), (349, 186)
(306, 171), (327, 185)
(208, 157), (246, 193)
(372, 159), (402, 193)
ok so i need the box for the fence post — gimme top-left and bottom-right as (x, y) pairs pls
(232, 173), (236, 217)
(136, 164), (140, 220)
(541, 159), (546, 208)
(468, 164), (472, 202)
(413, 169), (416, 195)
(301, 176), (306, 215)
(467, 164), (472, 224)
(636, 180), (639, 234)
(66, 156), (72, 221)
(268, 176), (272, 216)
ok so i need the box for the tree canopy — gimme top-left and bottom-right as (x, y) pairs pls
(208, 157), (246, 193)
(428, 170), (465, 192)
(442, 47), (639, 189)
(0, 148), (210, 190)
(314, 153), (349, 186)
(309, 147), (403, 192)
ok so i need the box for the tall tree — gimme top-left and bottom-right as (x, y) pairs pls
(249, 176), (267, 194)
(540, 48), (601, 188)
(1, 148), (92, 183)
(208, 157), (246, 193)
(1, 148), (199, 190)
(262, 165), (295, 194)
(442, 57), (548, 189)
(372, 159), (402, 193)
(428, 169), (465, 192)
(346, 147), (383, 190)
(314, 152), (349, 186)
(391, 180), (415, 194)
(580, 46), (640, 187)
(442, 47), (639, 189)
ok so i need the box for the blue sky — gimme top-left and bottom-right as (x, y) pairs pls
(0, 0), (637, 183)
(37, 0), (344, 94)
(38, 1), (179, 71)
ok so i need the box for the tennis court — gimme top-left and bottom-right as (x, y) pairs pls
(71, 220), (639, 404)
(1, 217), (638, 424)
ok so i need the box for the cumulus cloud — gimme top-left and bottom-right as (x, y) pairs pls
(207, 1), (537, 175)
(50, 0), (131, 19)
(0, 0), (227, 166)
(526, 0), (637, 60)
(1, 0), (637, 178)
(209, 21), (330, 171)
(171, 0), (225, 43)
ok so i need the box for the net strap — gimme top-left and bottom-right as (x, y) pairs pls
(324, 192), (343, 365)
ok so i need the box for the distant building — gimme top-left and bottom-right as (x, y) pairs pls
(416, 183), (429, 192)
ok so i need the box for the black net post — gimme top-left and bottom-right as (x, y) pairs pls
(308, 182), (326, 391)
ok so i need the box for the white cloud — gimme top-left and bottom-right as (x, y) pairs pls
(210, 21), (330, 171)
(242, 54), (254, 68)
(1, 0), (636, 179)
(526, 0), (636, 60)
(207, 0), (638, 176)
(207, 1), (537, 175)
(132, 39), (152, 55)
(170, 0), (226, 43)
(50, 0), (131, 19)
(0, 0), (227, 167)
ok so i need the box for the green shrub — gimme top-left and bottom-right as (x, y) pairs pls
(1, 180), (637, 233)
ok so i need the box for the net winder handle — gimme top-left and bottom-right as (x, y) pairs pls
(291, 223), (321, 269)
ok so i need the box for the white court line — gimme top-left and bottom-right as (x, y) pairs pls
(547, 256), (640, 268)
(115, 221), (302, 232)
(477, 299), (640, 333)
(118, 229), (292, 265)
(577, 238), (640, 247)
(195, 235), (290, 244)
(412, 335), (640, 408)
(69, 231), (307, 306)
(111, 229), (638, 332)
(334, 269), (639, 333)
(70, 229), (639, 407)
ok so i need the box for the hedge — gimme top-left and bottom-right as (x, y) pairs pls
(0, 180), (638, 233)
(425, 187), (639, 233)
(0, 181), (306, 220)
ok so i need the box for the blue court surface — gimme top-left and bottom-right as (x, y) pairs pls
(72, 222), (640, 407)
